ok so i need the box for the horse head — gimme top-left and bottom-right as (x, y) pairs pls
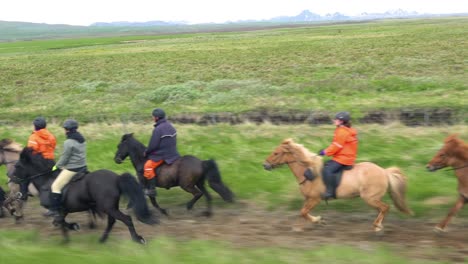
(114, 133), (134, 164)
(427, 134), (467, 171)
(263, 138), (299, 170)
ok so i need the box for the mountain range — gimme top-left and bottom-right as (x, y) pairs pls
(90, 9), (466, 27)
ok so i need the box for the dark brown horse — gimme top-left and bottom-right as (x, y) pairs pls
(427, 134), (468, 232)
(114, 133), (234, 217)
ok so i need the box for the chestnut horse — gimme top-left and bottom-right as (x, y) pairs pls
(263, 138), (413, 233)
(427, 134), (468, 232)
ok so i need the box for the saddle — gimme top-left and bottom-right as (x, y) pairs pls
(39, 170), (89, 207)
(303, 164), (353, 188)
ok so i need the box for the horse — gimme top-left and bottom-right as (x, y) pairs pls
(13, 147), (158, 244)
(263, 138), (413, 233)
(0, 138), (26, 220)
(114, 133), (234, 217)
(427, 134), (468, 232)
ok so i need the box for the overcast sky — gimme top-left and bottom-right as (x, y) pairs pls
(1, 0), (467, 26)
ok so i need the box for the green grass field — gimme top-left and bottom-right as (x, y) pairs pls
(0, 17), (466, 122)
(1, 17), (467, 263)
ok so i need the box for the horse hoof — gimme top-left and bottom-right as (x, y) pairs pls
(71, 223), (80, 231)
(135, 236), (146, 244)
(374, 225), (384, 234)
(292, 227), (303, 232)
(160, 209), (169, 216)
(310, 216), (321, 223)
(201, 211), (212, 217)
(14, 215), (24, 224)
(433, 226), (446, 234)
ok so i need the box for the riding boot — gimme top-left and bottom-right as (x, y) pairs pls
(49, 192), (64, 225)
(144, 177), (157, 197)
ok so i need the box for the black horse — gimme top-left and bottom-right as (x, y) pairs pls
(13, 147), (158, 244)
(114, 133), (234, 216)
(0, 186), (5, 218)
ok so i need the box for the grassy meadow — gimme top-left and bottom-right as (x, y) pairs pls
(0, 17), (467, 263)
(0, 17), (467, 122)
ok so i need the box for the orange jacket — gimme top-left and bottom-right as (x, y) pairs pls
(27, 129), (56, 160)
(324, 126), (358, 165)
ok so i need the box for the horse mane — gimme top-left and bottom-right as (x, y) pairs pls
(444, 134), (468, 161)
(123, 133), (146, 151)
(0, 139), (23, 152)
(282, 138), (323, 172)
(19, 147), (49, 169)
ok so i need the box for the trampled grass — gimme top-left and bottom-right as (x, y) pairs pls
(0, 17), (466, 122)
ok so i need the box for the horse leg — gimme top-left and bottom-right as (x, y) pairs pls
(293, 197), (321, 232)
(364, 199), (389, 233)
(196, 181), (212, 217)
(182, 185), (203, 211)
(99, 215), (116, 243)
(435, 195), (466, 232)
(88, 210), (97, 229)
(106, 208), (145, 244)
(148, 195), (168, 216)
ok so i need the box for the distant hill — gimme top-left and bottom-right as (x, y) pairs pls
(0, 10), (466, 41)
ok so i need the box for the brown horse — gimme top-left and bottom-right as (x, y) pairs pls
(263, 138), (413, 233)
(427, 134), (468, 232)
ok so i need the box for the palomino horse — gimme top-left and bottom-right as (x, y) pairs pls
(427, 134), (468, 232)
(0, 138), (26, 220)
(263, 138), (413, 233)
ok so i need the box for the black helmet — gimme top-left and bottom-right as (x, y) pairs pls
(33, 117), (47, 130)
(152, 108), (166, 119)
(335, 111), (351, 122)
(63, 119), (79, 130)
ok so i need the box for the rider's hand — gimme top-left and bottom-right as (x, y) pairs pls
(318, 149), (325, 156)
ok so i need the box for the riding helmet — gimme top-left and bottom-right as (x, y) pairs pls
(152, 108), (166, 119)
(63, 119), (79, 130)
(33, 117), (47, 130)
(335, 111), (351, 122)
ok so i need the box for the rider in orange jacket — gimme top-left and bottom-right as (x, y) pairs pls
(27, 117), (57, 160)
(318, 112), (358, 199)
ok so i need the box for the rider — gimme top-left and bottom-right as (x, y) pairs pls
(49, 119), (87, 222)
(318, 111), (358, 199)
(143, 108), (180, 195)
(22, 117), (56, 206)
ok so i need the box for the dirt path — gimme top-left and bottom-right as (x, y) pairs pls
(1, 200), (468, 263)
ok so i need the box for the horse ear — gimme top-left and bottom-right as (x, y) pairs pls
(282, 138), (294, 144)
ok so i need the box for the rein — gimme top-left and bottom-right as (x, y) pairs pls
(10, 169), (51, 183)
(444, 164), (468, 171)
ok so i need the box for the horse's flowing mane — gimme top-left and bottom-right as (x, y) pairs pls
(282, 138), (324, 172)
(445, 134), (468, 161)
(124, 133), (146, 151)
(0, 139), (22, 152)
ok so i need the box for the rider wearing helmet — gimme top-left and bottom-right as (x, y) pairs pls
(49, 119), (87, 222)
(143, 108), (180, 195)
(318, 111), (358, 199)
(25, 117), (57, 214)
(28, 117), (57, 160)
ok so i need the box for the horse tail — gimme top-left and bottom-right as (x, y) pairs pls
(202, 159), (234, 202)
(385, 167), (414, 215)
(118, 173), (159, 225)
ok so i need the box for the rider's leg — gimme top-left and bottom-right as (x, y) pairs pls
(50, 169), (76, 222)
